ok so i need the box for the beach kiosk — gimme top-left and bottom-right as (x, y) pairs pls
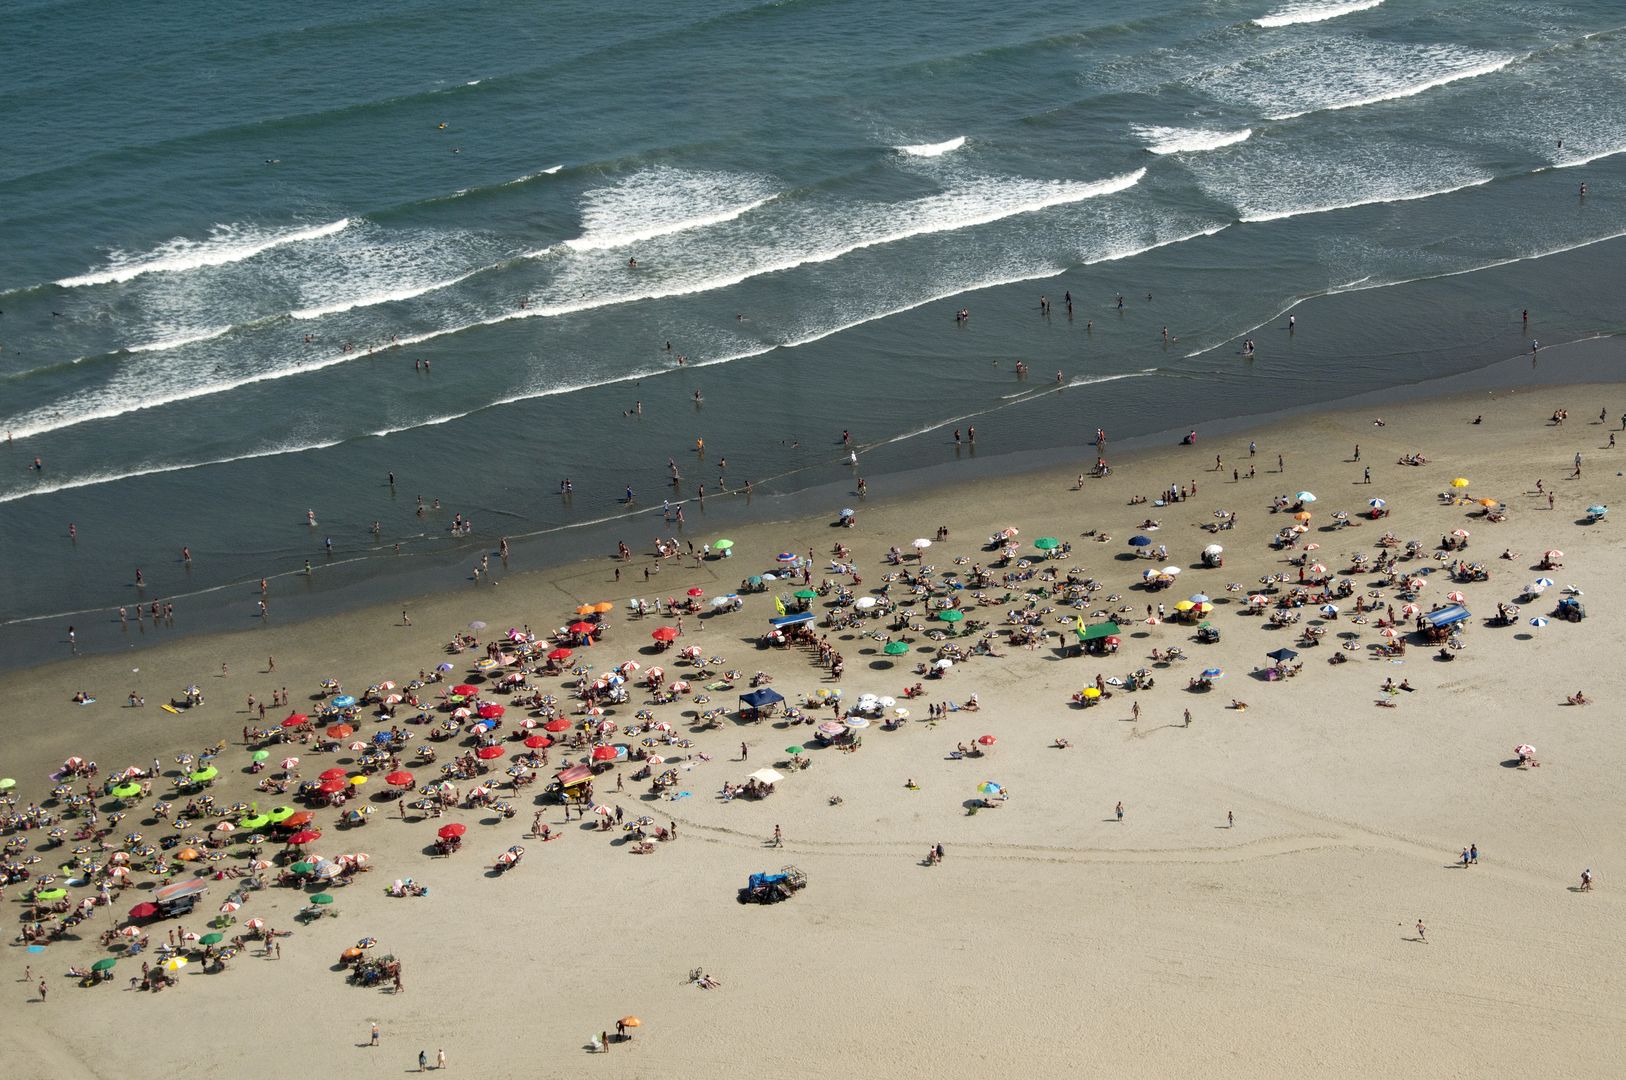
(1421, 603), (1469, 644)
(1075, 620), (1122, 657)
(552, 764), (593, 804)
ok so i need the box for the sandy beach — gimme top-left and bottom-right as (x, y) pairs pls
(7, 362), (1626, 1080)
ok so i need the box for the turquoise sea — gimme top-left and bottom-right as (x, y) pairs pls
(1, 0), (1623, 668)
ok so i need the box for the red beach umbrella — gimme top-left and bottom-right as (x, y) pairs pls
(977, 735), (997, 746)
(319, 768), (348, 781)
(437, 823), (466, 839)
(281, 714), (309, 728)
(567, 622), (595, 634)
(651, 627), (678, 642)
(287, 830), (321, 845)
(385, 771), (415, 787)
(547, 648), (573, 662)
(590, 746), (618, 762)
(452, 684), (479, 697)
(523, 735), (552, 749)
(543, 719), (572, 733)
(128, 902), (159, 919)
(326, 723), (354, 739)
(476, 746), (505, 761)
(317, 779), (345, 795)
(477, 704), (505, 720)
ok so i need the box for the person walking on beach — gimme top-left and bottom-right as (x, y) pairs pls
(1415, 919), (1427, 942)
(436, 1049), (445, 1070)
(772, 824), (782, 847)
(740, 742), (748, 761)
(1227, 810), (1234, 828)
(1364, 466), (1371, 484)
(419, 1051), (428, 1072)
(371, 1022), (380, 1046)
(1115, 801), (1124, 822)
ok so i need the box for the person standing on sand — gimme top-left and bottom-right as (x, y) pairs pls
(371, 1022), (380, 1046)
(419, 1051), (428, 1072)
(437, 1049), (445, 1070)
(1227, 810), (1234, 828)
(1115, 801), (1124, 822)
(773, 824), (783, 847)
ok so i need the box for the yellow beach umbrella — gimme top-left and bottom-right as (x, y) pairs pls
(1451, 477), (1470, 488)
(1174, 600), (1196, 612)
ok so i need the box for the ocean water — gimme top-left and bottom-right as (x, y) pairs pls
(2, 0), (1624, 668)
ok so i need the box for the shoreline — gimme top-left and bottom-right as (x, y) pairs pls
(8, 330), (1621, 679)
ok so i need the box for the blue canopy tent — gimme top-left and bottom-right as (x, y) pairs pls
(739, 687), (786, 721)
(769, 612), (814, 628)
(1423, 604), (1470, 629)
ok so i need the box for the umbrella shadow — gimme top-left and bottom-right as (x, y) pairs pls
(1499, 758), (1524, 769)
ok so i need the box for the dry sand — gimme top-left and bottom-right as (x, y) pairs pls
(6, 372), (1626, 1079)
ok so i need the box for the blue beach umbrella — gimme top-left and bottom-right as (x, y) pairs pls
(1128, 535), (1152, 547)
(1200, 668), (1224, 679)
(1529, 617), (1549, 628)
(331, 695), (357, 709)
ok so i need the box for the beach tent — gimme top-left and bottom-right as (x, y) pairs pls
(1076, 621), (1122, 642)
(1422, 604), (1470, 629)
(740, 688), (786, 711)
(748, 768), (785, 786)
(553, 765), (593, 789)
(769, 612), (814, 628)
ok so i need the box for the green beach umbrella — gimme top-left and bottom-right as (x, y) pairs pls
(713, 539), (734, 550)
(1034, 537), (1061, 550)
(268, 806), (295, 823)
(793, 589), (818, 600)
(251, 750), (270, 762)
(291, 861), (316, 875)
(883, 641), (910, 655)
(937, 609), (965, 623)
(198, 933), (224, 945)
(0, 778), (16, 790)
(310, 893), (335, 905)
(190, 767), (218, 783)
(111, 783), (142, 798)
(239, 814), (271, 830)
(91, 957), (118, 972)
(785, 746), (804, 755)
(35, 888), (67, 901)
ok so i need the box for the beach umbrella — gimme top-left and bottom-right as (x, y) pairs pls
(912, 539), (933, 551)
(844, 716), (870, 730)
(592, 602), (615, 614)
(128, 902), (158, 919)
(437, 823), (466, 840)
(547, 648), (573, 662)
(385, 771), (415, 787)
(250, 750), (270, 762)
(1534, 577), (1555, 588)
(1293, 511), (1313, 522)
(1204, 543), (1224, 556)
(163, 957), (188, 973)
(1529, 617), (1549, 628)
(477, 703), (505, 719)
(620, 1017), (642, 1030)
(714, 539), (734, 551)
(977, 735), (997, 746)
(523, 735), (552, 749)
(1451, 529), (1470, 539)
(348, 742), (367, 751)
(280, 757), (300, 770)
(476, 746), (505, 761)
(267, 806), (296, 823)
(0, 778), (13, 790)
(543, 719), (571, 733)
(785, 746), (804, 755)
(1081, 687), (1101, 699)
(1450, 477), (1470, 488)
(1525, 583), (1546, 595)
(291, 861), (316, 874)
(287, 830), (321, 845)
(117, 925), (142, 938)
(111, 783), (142, 799)
(1160, 566), (1181, 576)
(1544, 549), (1563, 560)
(575, 604), (596, 616)
(883, 641), (910, 655)
(331, 695), (357, 709)
(317, 779), (345, 795)
(1445, 592), (1465, 603)
(435, 662), (455, 672)
(651, 627), (678, 642)
(1295, 491), (1316, 503)
(793, 589), (818, 600)
(1401, 604), (1420, 616)
(282, 810), (315, 828)
(1378, 627), (1399, 638)
(1405, 578), (1425, 591)
(1587, 505), (1608, 516)
(1247, 594), (1269, 605)
(1034, 537), (1060, 551)
(977, 782), (1002, 795)
(1514, 744), (1535, 758)
(326, 723), (353, 739)
(1265, 647), (1298, 662)
(34, 888), (67, 901)
(1188, 593), (1210, 604)
(1142, 569), (1160, 581)
(199, 932), (224, 946)
(239, 814), (270, 830)
(1128, 535), (1152, 547)
(92, 957), (117, 972)
(1319, 604), (1339, 616)
(1173, 600), (1195, 612)
(937, 609), (965, 623)
(452, 684), (480, 697)
(589, 746), (618, 762)
(319, 768), (348, 781)
(310, 894), (335, 905)
(853, 596), (877, 610)
(213, 821), (236, 833)
(1200, 668), (1224, 679)
(1478, 498), (1498, 508)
